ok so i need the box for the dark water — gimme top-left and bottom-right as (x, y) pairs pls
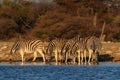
(0, 62), (120, 80)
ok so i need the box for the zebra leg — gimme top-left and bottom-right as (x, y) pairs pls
(19, 50), (25, 62)
(81, 52), (84, 63)
(84, 50), (87, 63)
(32, 51), (37, 62)
(91, 53), (94, 62)
(55, 50), (58, 63)
(73, 56), (76, 64)
(91, 51), (95, 62)
(59, 53), (63, 63)
(77, 51), (81, 64)
(65, 52), (68, 63)
(88, 49), (93, 63)
(92, 50), (98, 63)
(38, 50), (46, 62)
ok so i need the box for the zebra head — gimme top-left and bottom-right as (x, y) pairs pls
(45, 52), (52, 62)
(9, 40), (20, 61)
(9, 49), (15, 61)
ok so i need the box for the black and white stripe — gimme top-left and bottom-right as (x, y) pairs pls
(61, 35), (82, 63)
(71, 38), (86, 64)
(47, 38), (66, 63)
(10, 40), (46, 62)
(86, 36), (102, 63)
(61, 39), (75, 63)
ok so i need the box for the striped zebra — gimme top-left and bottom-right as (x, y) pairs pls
(61, 35), (82, 63)
(71, 38), (86, 64)
(46, 38), (66, 63)
(61, 39), (75, 63)
(10, 40), (48, 62)
(86, 36), (102, 63)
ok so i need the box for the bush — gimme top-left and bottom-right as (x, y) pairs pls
(113, 30), (120, 41)
(113, 15), (120, 27)
(0, 18), (18, 40)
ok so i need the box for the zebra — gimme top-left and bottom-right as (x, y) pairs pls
(61, 35), (82, 64)
(86, 36), (102, 63)
(71, 38), (86, 64)
(46, 38), (66, 63)
(10, 40), (49, 62)
(61, 39), (76, 63)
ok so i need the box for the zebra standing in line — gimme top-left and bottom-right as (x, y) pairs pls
(86, 36), (102, 63)
(61, 35), (82, 64)
(46, 38), (66, 63)
(10, 40), (48, 62)
(71, 38), (86, 64)
(61, 39), (75, 63)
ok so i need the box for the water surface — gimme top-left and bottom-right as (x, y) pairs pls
(0, 62), (120, 80)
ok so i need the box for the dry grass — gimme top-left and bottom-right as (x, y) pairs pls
(0, 41), (120, 62)
(101, 42), (120, 62)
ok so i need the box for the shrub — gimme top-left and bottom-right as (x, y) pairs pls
(0, 18), (18, 40)
(113, 30), (120, 41)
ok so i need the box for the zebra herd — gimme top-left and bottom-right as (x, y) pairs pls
(9, 35), (102, 65)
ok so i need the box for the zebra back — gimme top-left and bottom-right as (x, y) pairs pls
(62, 35), (82, 53)
(46, 38), (65, 55)
(71, 38), (85, 56)
(11, 40), (45, 55)
(86, 36), (102, 51)
(62, 39), (75, 52)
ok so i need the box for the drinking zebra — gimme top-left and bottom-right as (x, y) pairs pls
(71, 38), (86, 64)
(61, 35), (82, 63)
(10, 40), (49, 62)
(86, 36), (102, 63)
(61, 39), (75, 63)
(46, 38), (66, 63)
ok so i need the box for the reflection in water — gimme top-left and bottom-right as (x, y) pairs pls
(6, 61), (99, 66)
(8, 61), (47, 66)
(1, 61), (120, 67)
(20, 62), (49, 66)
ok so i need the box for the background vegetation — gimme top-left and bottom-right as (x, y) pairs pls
(0, 0), (120, 41)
